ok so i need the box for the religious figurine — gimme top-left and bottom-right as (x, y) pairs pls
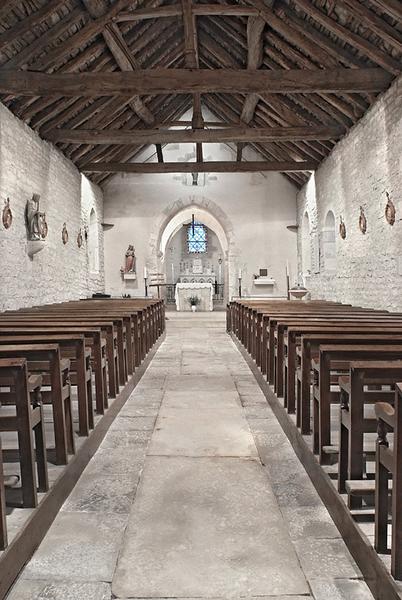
(2, 198), (12, 229)
(339, 216), (346, 240)
(121, 244), (136, 273)
(62, 223), (69, 245)
(385, 191), (396, 226)
(77, 228), (83, 248)
(359, 206), (367, 234)
(25, 194), (47, 240)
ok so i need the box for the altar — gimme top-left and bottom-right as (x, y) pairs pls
(175, 282), (213, 312)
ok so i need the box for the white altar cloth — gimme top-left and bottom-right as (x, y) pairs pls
(175, 282), (213, 312)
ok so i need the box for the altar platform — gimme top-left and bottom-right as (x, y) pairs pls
(175, 282), (213, 311)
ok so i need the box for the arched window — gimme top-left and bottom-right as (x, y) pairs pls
(322, 210), (336, 272)
(187, 221), (207, 253)
(301, 212), (312, 275)
(88, 208), (100, 273)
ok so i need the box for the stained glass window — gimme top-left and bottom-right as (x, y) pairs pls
(187, 221), (207, 253)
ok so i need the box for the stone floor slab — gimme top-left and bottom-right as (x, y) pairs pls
(165, 374), (237, 392)
(7, 580), (111, 600)
(112, 456), (309, 599)
(148, 408), (258, 457)
(161, 390), (241, 410)
(21, 512), (127, 582)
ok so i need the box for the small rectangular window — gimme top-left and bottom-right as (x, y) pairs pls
(187, 222), (207, 253)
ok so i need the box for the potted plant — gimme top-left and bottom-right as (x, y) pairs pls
(188, 295), (201, 312)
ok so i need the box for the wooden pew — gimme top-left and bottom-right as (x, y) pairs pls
(337, 361), (402, 509)
(0, 345), (73, 465)
(375, 390), (402, 579)
(0, 316), (120, 397)
(0, 358), (48, 508)
(0, 436), (6, 550)
(270, 311), (399, 391)
(0, 333), (93, 435)
(313, 345), (402, 463)
(0, 323), (108, 411)
(291, 328), (402, 432)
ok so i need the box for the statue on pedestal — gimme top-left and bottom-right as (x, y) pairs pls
(121, 245), (136, 274)
(25, 194), (47, 240)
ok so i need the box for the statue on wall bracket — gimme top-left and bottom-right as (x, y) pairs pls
(121, 245), (136, 273)
(120, 245), (137, 280)
(25, 194), (47, 240)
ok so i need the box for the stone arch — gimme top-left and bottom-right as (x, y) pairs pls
(148, 196), (239, 300)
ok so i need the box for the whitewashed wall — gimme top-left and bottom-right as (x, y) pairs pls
(103, 114), (298, 300)
(0, 102), (105, 311)
(297, 75), (402, 311)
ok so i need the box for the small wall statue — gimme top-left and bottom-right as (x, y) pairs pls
(121, 245), (136, 274)
(25, 194), (47, 240)
(2, 198), (12, 229)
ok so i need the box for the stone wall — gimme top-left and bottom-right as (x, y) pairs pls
(0, 102), (105, 311)
(103, 110), (298, 301)
(297, 75), (402, 311)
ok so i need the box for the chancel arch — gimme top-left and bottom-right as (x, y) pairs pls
(150, 198), (238, 303)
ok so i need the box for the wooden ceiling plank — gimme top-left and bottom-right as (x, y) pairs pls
(0, 68), (392, 95)
(288, 0), (401, 74)
(275, 3), (369, 69)
(368, 0), (402, 22)
(0, 0), (68, 54)
(0, 1), (23, 21)
(0, 7), (87, 71)
(29, 0), (135, 72)
(81, 160), (317, 173)
(338, 0), (402, 53)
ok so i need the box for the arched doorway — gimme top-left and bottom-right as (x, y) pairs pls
(149, 198), (237, 305)
(163, 216), (226, 308)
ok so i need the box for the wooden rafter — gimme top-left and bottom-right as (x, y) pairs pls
(0, 68), (392, 96)
(338, 0), (402, 53)
(368, 0), (402, 22)
(45, 125), (344, 145)
(27, 0), (134, 72)
(288, 0), (401, 74)
(0, 0), (68, 54)
(0, 8), (87, 71)
(237, 15), (265, 161)
(116, 5), (260, 20)
(81, 0), (163, 162)
(82, 160), (317, 173)
(181, 0), (203, 162)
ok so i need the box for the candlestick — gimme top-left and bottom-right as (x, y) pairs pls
(171, 263), (175, 283)
(286, 260), (289, 276)
(143, 266), (147, 279)
(238, 268), (242, 279)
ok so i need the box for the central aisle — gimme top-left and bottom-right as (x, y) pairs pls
(113, 312), (308, 598)
(8, 312), (374, 600)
